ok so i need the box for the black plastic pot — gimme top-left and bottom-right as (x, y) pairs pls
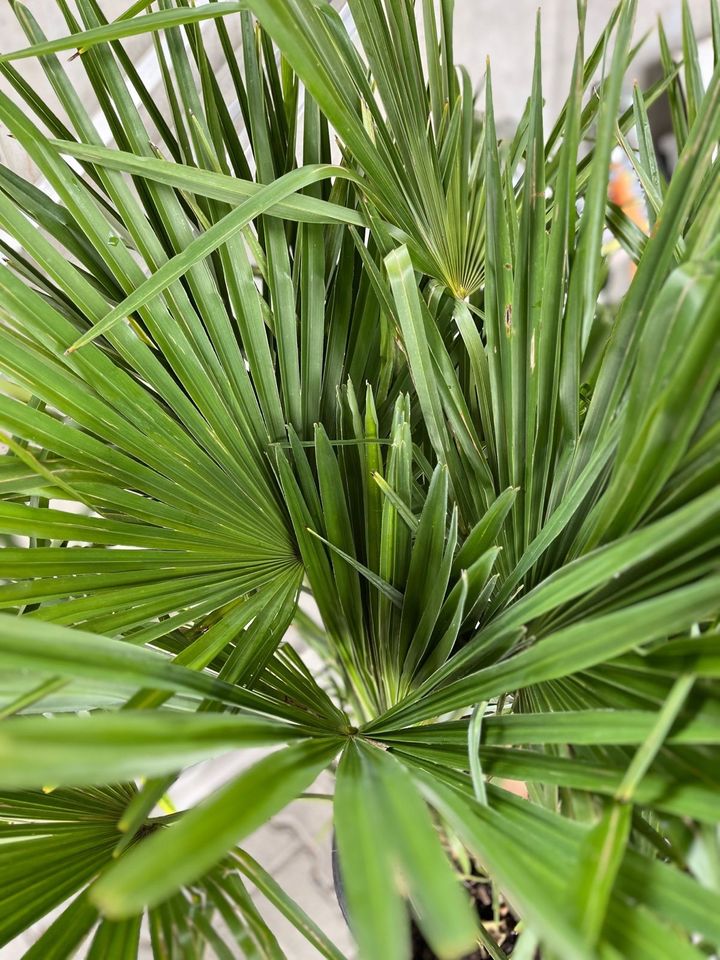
(331, 831), (350, 929)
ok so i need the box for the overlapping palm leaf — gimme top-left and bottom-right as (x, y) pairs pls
(0, 0), (719, 958)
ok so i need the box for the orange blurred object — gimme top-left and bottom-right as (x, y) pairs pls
(609, 160), (647, 229)
(499, 779), (528, 798)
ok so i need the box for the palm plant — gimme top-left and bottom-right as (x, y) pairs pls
(0, 0), (719, 956)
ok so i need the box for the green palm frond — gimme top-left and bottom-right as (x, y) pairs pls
(0, 0), (719, 958)
(1, 784), (335, 960)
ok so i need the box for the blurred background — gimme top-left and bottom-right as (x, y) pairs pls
(0, 0), (714, 178)
(0, 1), (715, 957)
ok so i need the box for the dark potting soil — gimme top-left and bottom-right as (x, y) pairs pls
(409, 876), (532, 959)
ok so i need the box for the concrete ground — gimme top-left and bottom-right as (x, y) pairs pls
(453, 0), (712, 124)
(0, 1), (714, 957)
(0, 0), (712, 173)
